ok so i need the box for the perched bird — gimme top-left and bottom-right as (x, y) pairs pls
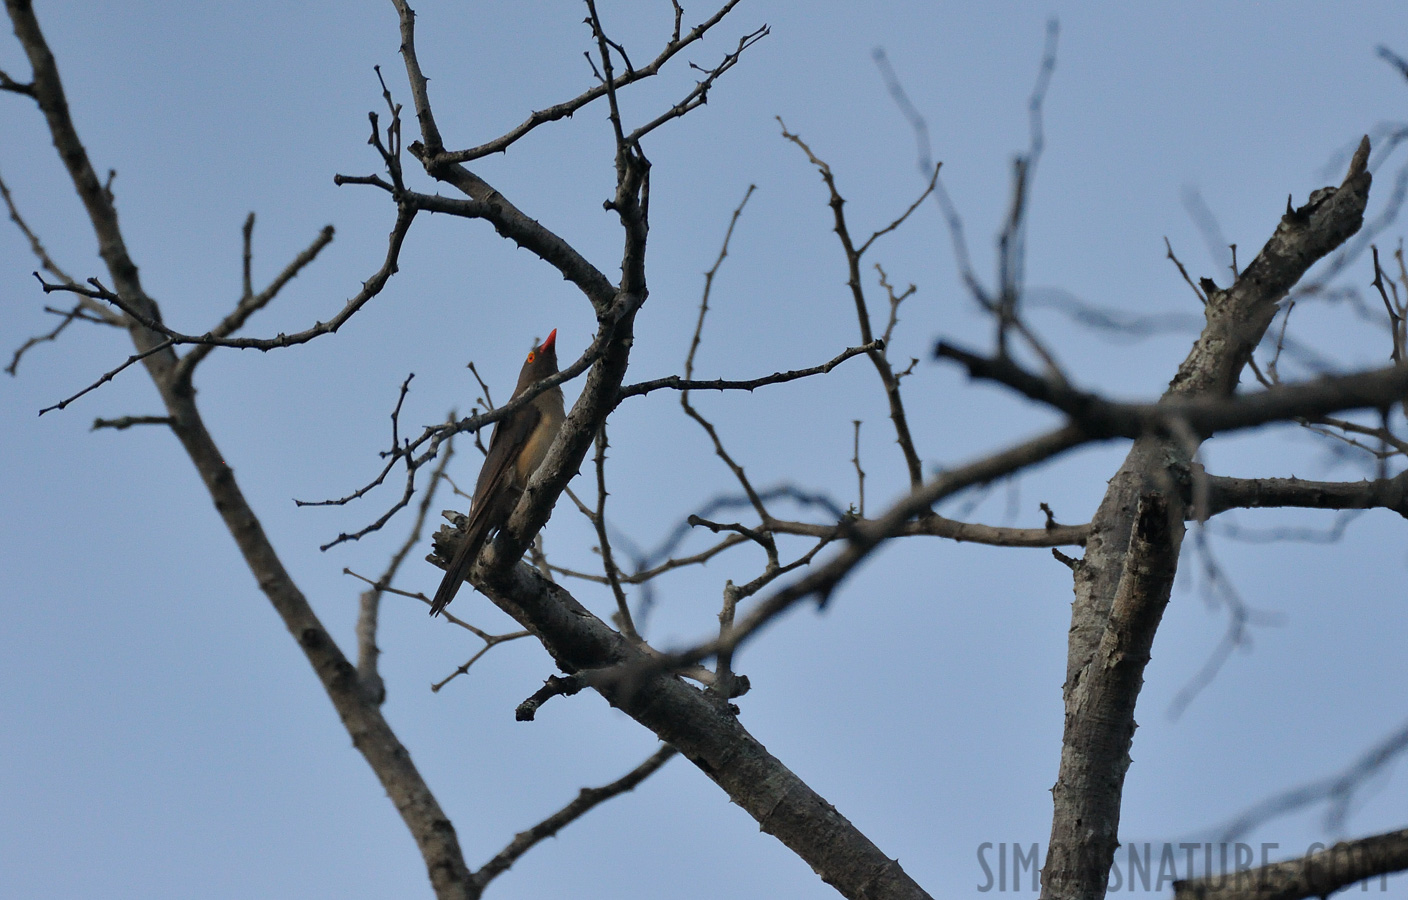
(430, 330), (565, 616)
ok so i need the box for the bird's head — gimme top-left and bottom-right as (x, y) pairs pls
(516, 328), (559, 387)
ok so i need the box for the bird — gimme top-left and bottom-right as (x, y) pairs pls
(430, 329), (565, 616)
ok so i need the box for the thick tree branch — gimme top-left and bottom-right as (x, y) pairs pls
(1174, 136), (1372, 397)
(1041, 137), (1373, 900)
(391, 8), (891, 890)
(390, 0), (618, 311)
(420, 111), (932, 889)
(4, 2), (475, 896)
(428, 554), (936, 900)
(1205, 470), (1408, 519)
(1048, 493), (1182, 897)
(766, 513), (1091, 548)
(938, 341), (1408, 441)
(1173, 828), (1408, 900)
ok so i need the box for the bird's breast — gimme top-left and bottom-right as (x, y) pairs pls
(515, 391), (566, 481)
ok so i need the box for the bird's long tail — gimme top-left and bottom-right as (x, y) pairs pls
(429, 509), (494, 616)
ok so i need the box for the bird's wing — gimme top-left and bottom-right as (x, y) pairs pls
(472, 403), (541, 508)
(429, 404), (542, 616)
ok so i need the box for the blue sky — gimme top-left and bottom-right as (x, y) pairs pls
(4, 2), (1408, 898)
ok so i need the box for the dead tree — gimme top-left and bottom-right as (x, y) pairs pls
(5, 2), (1407, 899)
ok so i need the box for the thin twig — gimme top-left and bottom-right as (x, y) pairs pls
(851, 420), (866, 517)
(431, 628), (533, 693)
(629, 423), (1091, 677)
(1165, 237), (1209, 305)
(777, 118), (927, 487)
(548, 533), (750, 585)
(685, 184), (755, 381)
(471, 745), (678, 889)
(619, 340), (879, 400)
(354, 417), (459, 702)
(38, 339), (176, 415)
(436, 1), (748, 163)
(175, 221), (336, 381)
(1371, 245), (1403, 363)
(593, 425), (640, 640)
(624, 25), (770, 145)
(35, 212), (399, 366)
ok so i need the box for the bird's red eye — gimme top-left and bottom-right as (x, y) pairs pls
(526, 351), (536, 363)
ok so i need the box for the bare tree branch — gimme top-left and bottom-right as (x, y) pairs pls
(778, 118), (930, 487)
(1041, 134), (1374, 900)
(1166, 237), (1210, 305)
(1211, 718), (1408, 845)
(354, 420), (458, 703)
(1205, 470), (1408, 519)
(2, 171), (125, 375)
(37, 337), (177, 415)
(624, 24), (769, 144)
(1174, 827), (1408, 900)
(31, 211), (399, 364)
(0, 64), (34, 95)
(390, 0), (619, 311)
(91, 414), (173, 431)
(548, 532), (750, 585)
(8, 303), (96, 375)
(449, 557), (937, 900)
(937, 340), (1408, 443)
(640, 423), (1091, 675)
(3, 3), (475, 895)
(174, 220), (336, 381)
(617, 340), (880, 400)
(471, 745), (678, 889)
(873, 26), (1068, 382)
(434, 1), (749, 163)
(591, 424), (640, 641)
(766, 513), (1090, 548)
